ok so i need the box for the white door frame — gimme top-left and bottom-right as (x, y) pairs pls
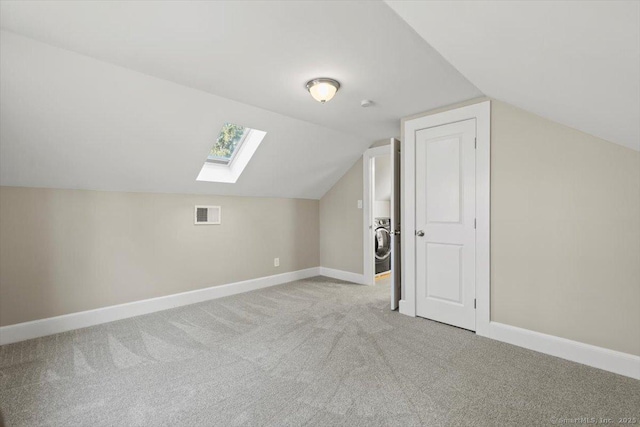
(363, 145), (391, 286)
(400, 101), (491, 336)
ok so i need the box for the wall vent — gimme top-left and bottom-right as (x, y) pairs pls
(194, 205), (221, 225)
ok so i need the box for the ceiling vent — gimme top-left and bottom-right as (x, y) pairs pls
(194, 205), (221, 225)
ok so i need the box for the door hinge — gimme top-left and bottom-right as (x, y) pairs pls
(474, 137), (477, 149)
(474, 218), (476, 229)
(474, 299), (476, 309)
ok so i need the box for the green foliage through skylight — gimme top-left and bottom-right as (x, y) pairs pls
(208, 123), (247, 162)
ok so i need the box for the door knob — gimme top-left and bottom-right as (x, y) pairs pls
(415, 230), (425, 237)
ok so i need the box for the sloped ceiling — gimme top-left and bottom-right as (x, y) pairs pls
(0, 31), (365, 199)
(0, 1), (482, 199)
(386, 0), (640, 151)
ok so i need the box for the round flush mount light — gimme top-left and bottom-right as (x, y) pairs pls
(306, 78), (340, 103)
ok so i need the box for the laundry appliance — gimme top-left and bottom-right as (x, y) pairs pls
(374, 217), (391, 275)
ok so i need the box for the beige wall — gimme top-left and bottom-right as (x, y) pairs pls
(490, 101), (640, 356)
(403, 99), (640, 355)
(319, 159), (364, 274)
(3, 100), (638, 356)
(0, 187), (319, 326)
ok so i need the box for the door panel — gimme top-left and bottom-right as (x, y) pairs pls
(426, 137), (460, 223)
(415, 119), (476, 331)
(425, 243), (462, 303)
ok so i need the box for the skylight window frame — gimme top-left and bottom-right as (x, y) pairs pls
(196, 126), (267, 184)
(205, 126), (251, 166)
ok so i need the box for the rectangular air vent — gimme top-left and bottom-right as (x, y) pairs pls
(194, 205), (221, 225)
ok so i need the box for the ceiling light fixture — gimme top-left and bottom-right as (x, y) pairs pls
(306, 78), (340, 104)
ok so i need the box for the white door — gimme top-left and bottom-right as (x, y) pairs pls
(415, 119), (476, 331)
(390, 138), (401, 310)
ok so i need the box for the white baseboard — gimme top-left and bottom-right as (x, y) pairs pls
(319, 267), (367, 285)
(479, 321), (640, 380)
(5, 268), (636, 380)
(0, 267), (320, 345)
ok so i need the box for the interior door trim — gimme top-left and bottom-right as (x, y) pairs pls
(400, 100), (491, 336)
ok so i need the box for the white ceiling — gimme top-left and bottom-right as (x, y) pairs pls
(0, 0), (481, 142)
(0, 31), (367, 199)
(4, 1), (632, 201)
(386, 0), (640, 151)
(0, 1), (482, 198)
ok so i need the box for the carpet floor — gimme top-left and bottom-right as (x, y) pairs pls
(0, 276), (638, 426)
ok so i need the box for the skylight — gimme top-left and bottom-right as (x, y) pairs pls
(197, 122), (266, 184)
(206, 123), (249, 165)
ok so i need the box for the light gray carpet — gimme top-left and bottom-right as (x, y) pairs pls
(0, 276), (638, 426)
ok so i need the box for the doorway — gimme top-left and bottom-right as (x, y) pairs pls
(373, 154), (391, 280)
(415, 118), (476, 330)
(363, 139), (401, 309)
(401, 101), (490, 334)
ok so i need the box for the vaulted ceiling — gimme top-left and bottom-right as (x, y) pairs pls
(386, 0), (640, 151)
(0, 1), (481, 198)
(1, 1), (636, 200)
(1, 31), (365, 199)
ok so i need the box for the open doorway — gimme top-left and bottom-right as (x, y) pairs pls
(363, 139), (401, 309)
(372, 153), (392, 287)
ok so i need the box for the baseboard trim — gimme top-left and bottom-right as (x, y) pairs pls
(0, 267), (321, 345)
(319, 267), (367, 285)
(479, 321), (640, 380)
